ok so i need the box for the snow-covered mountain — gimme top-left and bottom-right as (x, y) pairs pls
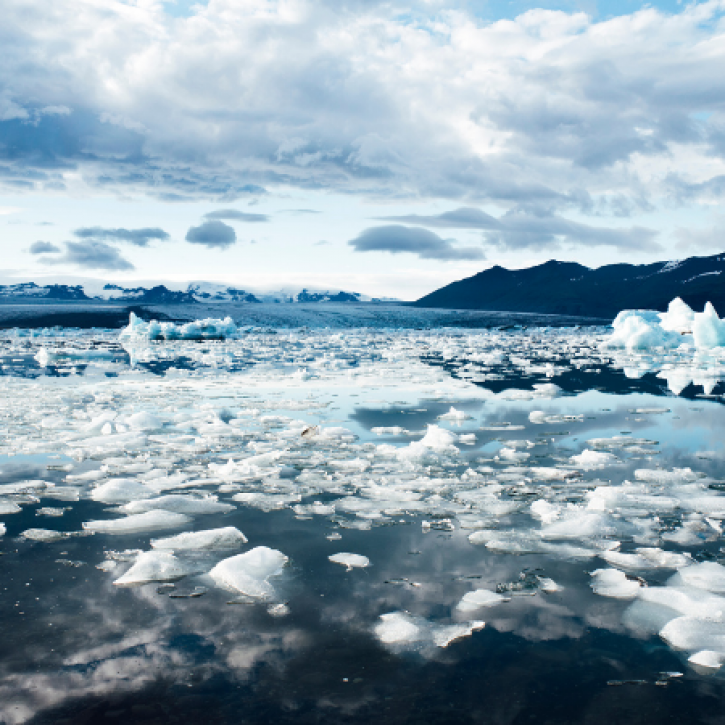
(0, 279), (395, 304)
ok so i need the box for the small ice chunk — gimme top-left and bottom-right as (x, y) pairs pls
(121, 494), (234, 515)
(20, 528), (66, 542)
(419, 424), (459, 451)
(0, 501), (22, 515)
(151, 526), (247, 551)
(113, 551), (187, 586)
(438, 407), (471, 422)
(497, 447), (530, 463)
(570, 449), (618, 469)
(329, 552), (370, 571)
(540, 512), (617, 540)
(457, 589), (508, 612)
(91, 479), (156, 505)
(590, 569), (642, 599)
(83, 510), (192, 534)
(688, 650), (723, 669)
(530, 500), (560, 524)
(660, 617), (725, 653)
(0, 522), (5, 536)
(371, 426), (409, 436)
(601, 548), (691, 571)
(126, 411), (164, 431)
(374, 612), (423, 644)
(674, 562), (725, 594)
(208, 546), (288, 598)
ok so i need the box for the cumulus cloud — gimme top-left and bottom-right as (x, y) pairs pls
(203, 210), (269, 223)
(185, 220), (237, 249)
(40, 241), (135, 271)
(1, 0), (725, 219)
(28, 240), (60, 254)
(73, 227), (170, 246)
(349, 225), (485, 261)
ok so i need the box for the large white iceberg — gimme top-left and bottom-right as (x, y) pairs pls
(603, 297), (725, 351)
(119, 312), (237, 341)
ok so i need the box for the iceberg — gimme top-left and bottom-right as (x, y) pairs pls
(208, 546), (288, 598)
(693, 302), (725, 349)
(119, 312), (237, 341)
(603, 297), (725, 351)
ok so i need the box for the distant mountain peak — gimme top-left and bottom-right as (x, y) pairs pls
(413, 252), (725, 317)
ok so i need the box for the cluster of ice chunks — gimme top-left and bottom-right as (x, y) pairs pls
(119, 311), (238, 341)
(603, 297), (725, 352)
(1, 323), (725, 667)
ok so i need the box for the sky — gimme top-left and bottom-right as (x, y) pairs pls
(2, 0), (725, 300)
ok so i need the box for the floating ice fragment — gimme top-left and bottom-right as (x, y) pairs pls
(590, 569), (642, 599)
(0, 523), (5, 536)
(121, 494), (235, 515)
(639, 585), (725, 621)
(0, 501), (22, 515)
(208, 546), (288, 598)
(673, 562), (725, 594)
(660, 617), (725, 653)
(530, 499), (560, 524)
(497, 447), (530, 463)
(456, 589), (508, 612)
(570, 449), (618, 470)
(113, 551), (187, 586)
(688, 650), (723, 669)
(151, 526), (247, 551)
(634, 468), (700, 484)
(126, 411), (164, 431)
(83, 510), (192, 534)
(438, 407), (471, 422)
(329, 553), (370, 571)
(91, 479), (156, 505)
(601, 548), (691, 571)
(371, 426), (409, 436)
(20, 528), (67, 542)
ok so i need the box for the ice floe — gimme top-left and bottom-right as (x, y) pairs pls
(113, 551), (187, 586)
(208, 546), (288, 598)
(151, 526), (247, 550)
(328, 552), (370, 571)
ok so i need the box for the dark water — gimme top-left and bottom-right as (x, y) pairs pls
(1, 328), (725, 724)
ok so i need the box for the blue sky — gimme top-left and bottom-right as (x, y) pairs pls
(2, 0), (724, 299)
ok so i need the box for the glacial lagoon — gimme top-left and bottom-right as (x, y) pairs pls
(2, 320), (725, 724)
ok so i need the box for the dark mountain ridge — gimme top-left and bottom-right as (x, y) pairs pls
(413, 252), (725, 317)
